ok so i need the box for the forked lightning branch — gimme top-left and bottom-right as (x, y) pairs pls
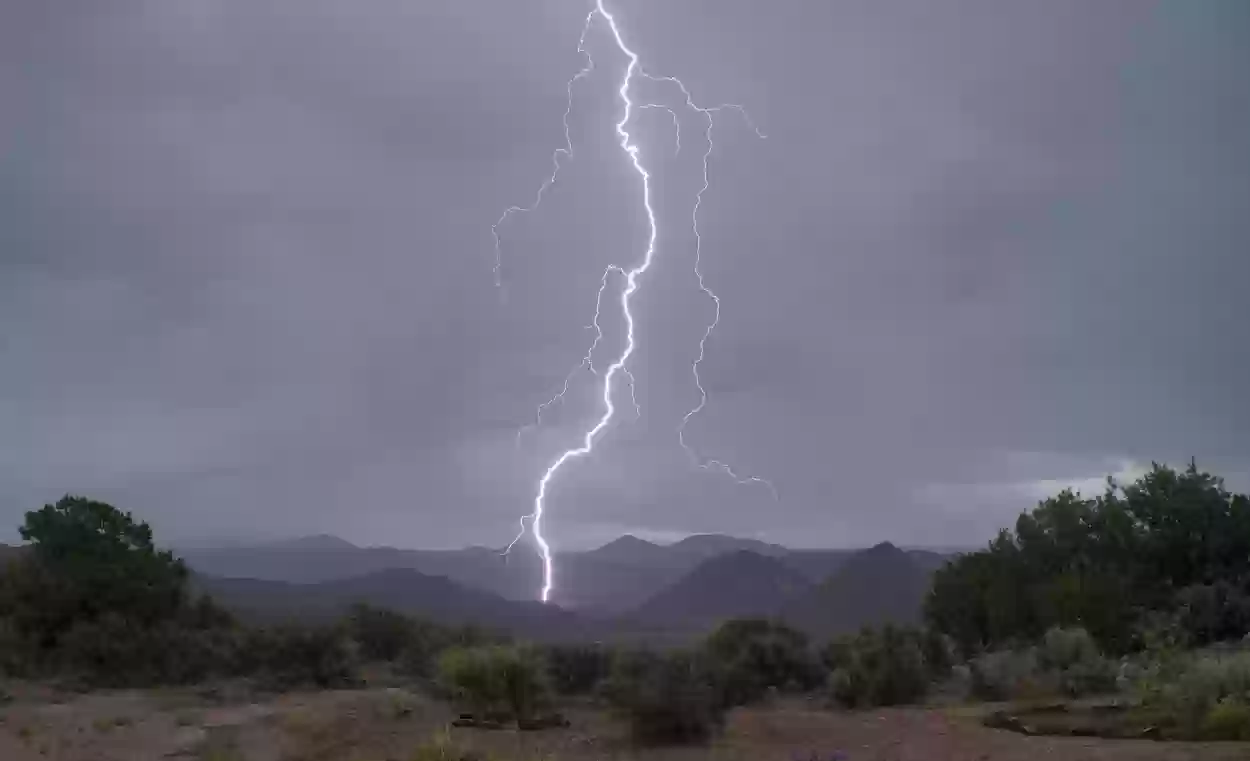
(494, 1), (769, 603)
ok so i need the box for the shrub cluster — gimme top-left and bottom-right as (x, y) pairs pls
(704, 618), (825, 706)
(601, 648), (727, 745)
(1134, 648), (1250, 740)
(823, 625), (930, 708)
(437, 644), (551, 723)
(539, 642), (613, 695)
(0, 496), (493, 690)
(969, 627), (1117, 701)
(345, 602), (501, 679)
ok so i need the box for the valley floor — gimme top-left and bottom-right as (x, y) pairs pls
(0, 683), (1244, 761)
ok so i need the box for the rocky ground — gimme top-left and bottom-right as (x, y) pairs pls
(0, 682), (1245, 761)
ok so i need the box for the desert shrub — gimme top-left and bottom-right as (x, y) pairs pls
(968, 648), (1040, 701)
(1136, 650), (1250, 739)
(542, 643), (613, 695)
(238, 625), (357, 688)
(602, 648), (727, 745)
(704, 618), (823, 706)
(919, 627), (956, 677)
(1200, 699), (1250, 741)
(825, 625), (928, 708)
(399, 621), (506, 678)
(437, 645), (550, 723)
(346, 604), (413, 662)
(57, 614), (242, 687)
(0, 616), (34, 677)
(967, 628), (1116, 702)
(1037, 627), (1117, 697)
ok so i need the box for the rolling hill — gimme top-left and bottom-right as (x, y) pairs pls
(193, 567), (597, 641)
(581, 534), (678, 568)
(181, 538), (545, 601)
(181, 533), (955, 622)
(666, 534), (790, 562)
(781, 541), (932, 637)
(632, 550), (814, 630)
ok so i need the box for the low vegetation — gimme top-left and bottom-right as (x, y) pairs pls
(0, 496), (485, 691)
(437, 644), (551, 724)
(1132, 647), (1250, 740)
(968, 627), (1117, 701)
(601, 648), (728, 744)
(704, 618), (824, 705)
(538, 642), (613, 695)
(3, 459), (1250, 749)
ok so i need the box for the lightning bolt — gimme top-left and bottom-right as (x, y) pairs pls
(672, 94), (776, 500)
(496, 1), (767, 602)
(490, 13), (596, 297)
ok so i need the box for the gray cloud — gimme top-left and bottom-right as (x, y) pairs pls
(2, 0), (1247, 556)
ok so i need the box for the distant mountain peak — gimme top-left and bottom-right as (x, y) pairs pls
(866, 540), (902, 553)
(668, 533), (789, 558)
(597, 534), (661, 550)
(270, 534), (358, 551)
(782, 542), (929, 637)
(633, 550), (813, 628)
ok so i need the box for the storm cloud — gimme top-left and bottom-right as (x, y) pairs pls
(3, 0), (1248, 552)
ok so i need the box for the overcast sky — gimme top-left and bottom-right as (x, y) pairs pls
(3, 0), (1248, 552)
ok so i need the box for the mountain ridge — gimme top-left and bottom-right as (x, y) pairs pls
(632, 550), (813, 630)
(782, 541), (932, 637)
(181, 533), (954, 621)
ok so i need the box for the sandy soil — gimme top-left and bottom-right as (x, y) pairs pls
(0, 682), (1245, 761)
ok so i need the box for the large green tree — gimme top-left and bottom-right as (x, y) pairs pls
(925, 462), (1250, 654)
(6, 495), (188, 644)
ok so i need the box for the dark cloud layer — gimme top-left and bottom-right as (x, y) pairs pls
(3, 1), (1248, 554)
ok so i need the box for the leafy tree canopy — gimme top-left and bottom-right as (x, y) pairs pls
(925, 462), (1250, 654)
(12, 495), (188, 635)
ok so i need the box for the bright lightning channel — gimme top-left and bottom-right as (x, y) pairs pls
(499, 1), (767, 602)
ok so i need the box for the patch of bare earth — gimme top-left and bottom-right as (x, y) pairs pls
(0, 685), (1245, 760)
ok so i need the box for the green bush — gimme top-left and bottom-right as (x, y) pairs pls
(1038, 627), (1117, 697)
(919, 628), (956, 677)
(968, 628), (1116, 702)
(346, 604), (413, 662)
(541, 643), (613, 695)
(602, 648), (727, 745)
(1136, 650), (1250, 739)
(399, 621), (505, 678)
(825, 626), (928, 708)
(437, 645), (550, 723)
(0, 616), (34, 677)
(968, 648), (1040, 701)
(238, 625), (358, 689)
(57, 614), (242, 687)
(704, 618), (823, 706)
(1200, 699), (1250, 741)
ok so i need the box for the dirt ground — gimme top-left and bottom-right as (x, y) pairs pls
(0, 682), (1246, 761)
